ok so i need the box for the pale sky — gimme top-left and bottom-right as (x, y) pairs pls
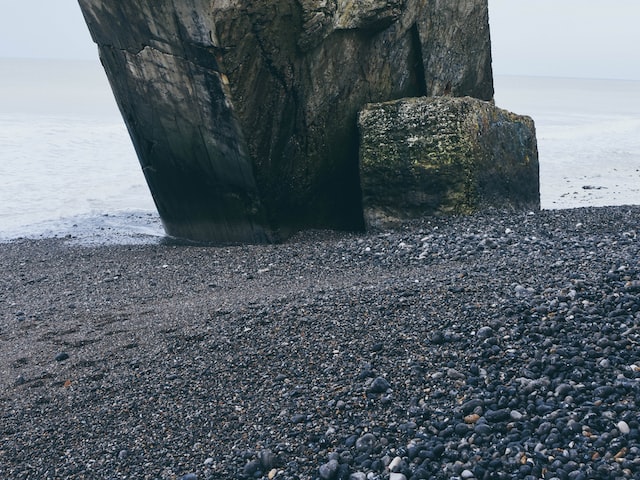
(0, 0), (639, 80)
(490, 0), (640, 80)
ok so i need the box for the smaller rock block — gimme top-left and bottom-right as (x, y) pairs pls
(358, 96), (539, 227)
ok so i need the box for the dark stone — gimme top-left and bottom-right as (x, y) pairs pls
(291, 414), (307, 424)
(474, 423), (493, 436)
(484, 408), (511, 423)
(430, 331), (446, 345)
(319, 459), (339, 480)
(461, 399), (484, 414)
(476, 326), (495, 340)
(368, 377), (391, 394)
(77, 0), (496, 243)
(55, 352), (70, 362)
(455, 422), (471, 436)
(258, 450), (275, 470)
(243, 459), (262, 476)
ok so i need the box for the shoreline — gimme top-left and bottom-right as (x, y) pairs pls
(4, 67), (640, 235)
(1, 206), (639, 479)
(2, 202), (640, 247)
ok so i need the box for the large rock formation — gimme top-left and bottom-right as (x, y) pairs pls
(78, 0), (495, 243)
(359, 97), (539, 227)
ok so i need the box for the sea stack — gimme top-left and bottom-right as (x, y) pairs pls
(77, 0), (533, 243)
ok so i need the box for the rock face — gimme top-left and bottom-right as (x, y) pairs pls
(359, 97), (539, 227)
(78, 0), (495, 243)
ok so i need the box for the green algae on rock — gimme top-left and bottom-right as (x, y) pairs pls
(358, 96), (539, 227)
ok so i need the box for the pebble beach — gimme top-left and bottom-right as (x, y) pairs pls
(1, 206), (640, 480)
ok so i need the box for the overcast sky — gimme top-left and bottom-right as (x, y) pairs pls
(0, 0), (639, 80)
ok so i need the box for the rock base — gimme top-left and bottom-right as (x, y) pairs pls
(359, 96), (539, 228)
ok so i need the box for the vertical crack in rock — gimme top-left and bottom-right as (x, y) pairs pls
(410, 22), (428, 97)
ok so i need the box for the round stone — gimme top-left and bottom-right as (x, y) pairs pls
(55, 352), (70, 362)
(356, 433), (377, 452)
(476, 326), (494, 339)
(368, 377), (391, 393)
(388, 456), (403, 472)
(510, 410), (524, 421)
(618, 421), (631, 435)
(319, 459), (339, 480)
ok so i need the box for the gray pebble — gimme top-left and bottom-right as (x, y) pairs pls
(388, 456), (402, 472)
(243, 459), (261, 476)
(389, 473), (407, 480)
(259, 449), (275, 469)
(319, 459), (339, 480)
(554, 383), (572, 397)
(447, 368), (466, 380)
(368, 377), (391, 393)
(356, 433), (377, 452)
(476, 326), (494, 339)
(291, 414), (306, 423)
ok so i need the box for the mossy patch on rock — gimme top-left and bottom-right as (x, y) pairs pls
(359, 96), (539, 227)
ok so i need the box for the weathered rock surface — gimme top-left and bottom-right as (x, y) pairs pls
(359, 96), (539, 227)
(78, 0), (495, 243)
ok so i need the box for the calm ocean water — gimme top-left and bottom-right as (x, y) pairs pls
(1, 58), (639, 242)
(495, 75), (640, 212)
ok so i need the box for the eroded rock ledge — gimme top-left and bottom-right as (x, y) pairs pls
(78, 0), (503, 243)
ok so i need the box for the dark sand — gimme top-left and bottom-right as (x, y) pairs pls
(1, 207), (639, 479)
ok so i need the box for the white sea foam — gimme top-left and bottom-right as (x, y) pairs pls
(0, 59), (639, 242)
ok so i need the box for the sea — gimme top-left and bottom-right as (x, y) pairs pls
(1, 58), (639, 243)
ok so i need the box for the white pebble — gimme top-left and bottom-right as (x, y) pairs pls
(389, 474), (407, 480)
(510, 410), (524, 421)
(618, 421), (630, 435)
(389, 456), (402, 472)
